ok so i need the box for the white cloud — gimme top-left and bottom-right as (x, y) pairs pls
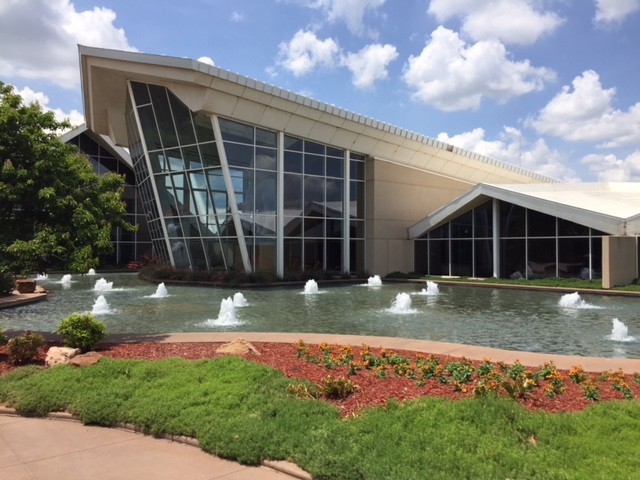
(341, 43), (398, 89)
(528, 70), (640, 148)
(230, 10), (245, 22)
(403, 27), (555, 111)
(16, 86), (84, 128)
(305, 0), (386, 36)
(197, 56), (215, 66)
(277, 29), (340, 76)
(594, 0), (640, 24)
(0, 0), (135, 89)
(427, 0), (563, 45)
(437, 126), (579, 181)
(582, 151), (640, 181)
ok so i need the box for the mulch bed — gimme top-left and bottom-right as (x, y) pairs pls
(1, 341), (639, 417)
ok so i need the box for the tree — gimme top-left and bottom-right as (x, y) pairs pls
(0, 82), (134, 274)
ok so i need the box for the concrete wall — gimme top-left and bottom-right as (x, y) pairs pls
(602, 236), (637, 288)
(366, 158), (472, 276)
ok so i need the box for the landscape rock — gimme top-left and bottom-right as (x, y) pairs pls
(69, 351), (103, 367)
(216, 338), (261, 356)
(45, 347), (81, 367)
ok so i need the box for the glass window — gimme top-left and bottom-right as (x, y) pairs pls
(304, 140), (324, 154)
(256, 128), (277, 148)
(527, 210), (556, 237)
(350, 160), (365, 180)
(527, 238), (556, 278)
(256, 147), (276, 170)
(131, 81), (151, 105)
(304, 217), (324, 237)
(284, 216), (302, 237)
(350, 181), (365, 219)
(169, 92), (197, 146)
(219, 118), (253, 143)
(284, 135), (302, 151)
(283, 174), (302, 211)
(224, 142), (254, 168)
(137, 105), (162, 151)
(414, 240), (428, 274)
(350, 220), (365, 239)
(325, 178), (343, 218)
(326, 157), (343, 178)
(254, 238), (276, 272)
(148, 84), (178, 149)
(326, 219), (343, 238)
(199, 142), (220, 167)
(474, 239), (493, 278)
(170, 239), (190, 268)
(326, 239), (342, 272)
(558, 218), (589, 236)
(304, 153), (324, 176)
(500, 239), (525, 278)
(193, 112), (215, 143)
(430, 223), (449, 239)
(473, 201), (493, 238)
(451, 210), (473, 238)
(451, 240), (473, 276)
(558, 238), (589, 278)
(182, 146), (201, 169)
(428, 240), (449, 275)
(304, 176), (325, 215)
(304, 239), (324, 270)
(284, 238), (302, 272)
(284, 150), (302, 173)
(500, 202), (525, 238)
(255, 170), (276, 213)
(327, 146), (343, 158)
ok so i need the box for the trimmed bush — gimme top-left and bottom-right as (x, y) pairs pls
(55, 313), (106, 352)
(0, 265), (14, 295)
(7, 331), (45, 365)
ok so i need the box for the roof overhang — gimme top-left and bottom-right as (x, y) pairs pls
(409, 182), (640, 238)
(79, 45), (556, 186)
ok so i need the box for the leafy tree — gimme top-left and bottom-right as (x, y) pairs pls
(0, 82), (134, 274)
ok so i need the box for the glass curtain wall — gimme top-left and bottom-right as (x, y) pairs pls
(66, 132), (152, 266)
(414, 200), (602, 279)
(126, 81), (366, 275)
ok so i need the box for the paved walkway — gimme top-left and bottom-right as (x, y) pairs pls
(0, 412), (309, 480)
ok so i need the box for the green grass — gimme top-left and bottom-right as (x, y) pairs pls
(2, 357), (640, 479)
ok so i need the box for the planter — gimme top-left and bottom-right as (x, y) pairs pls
(15, 279), (36, 294)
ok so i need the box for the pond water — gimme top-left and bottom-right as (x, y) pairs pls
(1, 273), (639, 359)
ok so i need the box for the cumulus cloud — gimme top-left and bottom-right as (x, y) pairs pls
(277, 29), (340, 76)
(197, 56), (215, 66)
(0, 0), (136, 89)
(16, 86), (84, 128)
(527, 70), (640, 148)
(427, 0), (564, 45)
(582, 151), (640, 181)
(341, 43), (398, 89)
(403, 27), (555, 111)
(437, 126), (579, 181)
(230, 10), (245, 22)
(594, 0), (640, 24)
(304, 0), (386, 36)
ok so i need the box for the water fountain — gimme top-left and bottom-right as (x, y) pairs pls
(87, 268), (96, 276)
(388, 292), (417, 314)
(303, 279), (319, 294)
(559, 292), (597, 309)
(2, 272), (639, 358)
(609, 318), (635, 342)
(150, 282), (168, 298)
(36, 273), (48, 281)
(92, 295), (111, 315)
(59, 274), (72, 288)
(93, 278), (114, 292)
(417, 280), (439, 296)
(366, 275), (382, 287)
(207, 297), (242, 326)
(233, 292), (248, 307)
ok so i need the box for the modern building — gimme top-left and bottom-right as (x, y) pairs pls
(78, 46), (640, 286)
(61, 124), (152, 267)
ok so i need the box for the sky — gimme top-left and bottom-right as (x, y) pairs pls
(1, 0), (639, 183)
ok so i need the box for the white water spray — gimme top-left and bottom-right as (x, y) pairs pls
(389, 292), (418, 314)
(92, 295), (111, 315)
(93, 278), (114, 292)
(609, 318), (635, 342)
(366, 275), (382, 287)
(303, 279), (319, 294)
(233, 292), (248, 307)
(418, 281), (439, 296)
(150, 282), (168, 298)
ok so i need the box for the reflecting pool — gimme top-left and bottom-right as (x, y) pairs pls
(1, 272), (639, 358)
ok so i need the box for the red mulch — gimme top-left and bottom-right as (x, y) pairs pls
(1, 342), (639, 417)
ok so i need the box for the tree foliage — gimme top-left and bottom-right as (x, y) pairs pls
(0, 82), (134, 274)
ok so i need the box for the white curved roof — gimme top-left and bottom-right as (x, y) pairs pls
(79, 45), (555, 187)
(409, 182), (640, 238)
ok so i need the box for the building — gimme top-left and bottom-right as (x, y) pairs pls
(78, 46), (639, 286)
(61, 124), (152, 267)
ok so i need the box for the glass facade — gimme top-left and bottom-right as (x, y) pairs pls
(125, 81), (366, 274)
(66, 131), (152, 266)
(414, 200), (603, 279)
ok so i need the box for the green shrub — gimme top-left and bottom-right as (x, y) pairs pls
(0, 265), (14, 295)
(319, 375), (359, 399)
(0, 327), (7, 345)
(55, 313), (106, 352)
(7, 331), (45, 365)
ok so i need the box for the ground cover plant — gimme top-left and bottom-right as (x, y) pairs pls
(1, 341), (640, 479)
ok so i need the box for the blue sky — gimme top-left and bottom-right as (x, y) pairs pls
(1, 0), (639, 182)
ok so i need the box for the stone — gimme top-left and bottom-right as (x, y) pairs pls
(216, 338), (261, 356)
(45, 347), (81, 367)
(69, 351), (103, 367)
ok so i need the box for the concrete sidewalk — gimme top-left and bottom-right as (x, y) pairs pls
(0, 413), (309, 480)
